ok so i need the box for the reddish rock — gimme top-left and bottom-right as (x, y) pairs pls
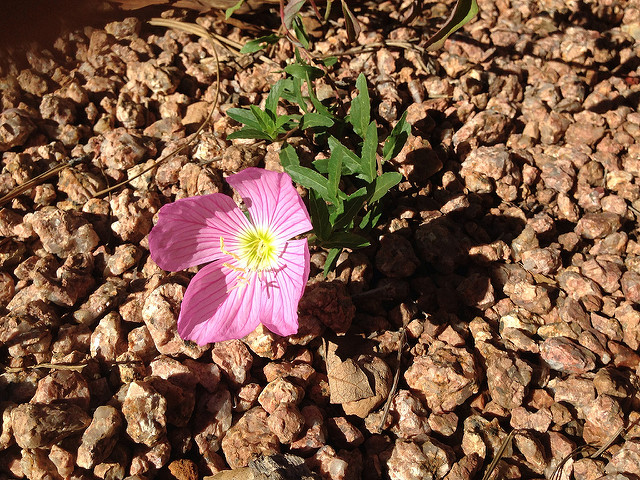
(211, 339), (254, 386)
(221, 407), (279, 468)
(122, 380), (167, 446)
(258, 377), (305, 414)
(405, 341), (480, 413)
(31, 370), (90, 410)
(541, 336), (597, 374)
(267, 404), (306, 444)
(11, 403), (91, 449)
(76, 405), (123, 469)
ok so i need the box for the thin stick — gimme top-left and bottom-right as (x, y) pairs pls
(377, 326), (407, 432)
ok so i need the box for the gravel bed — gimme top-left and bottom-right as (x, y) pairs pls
(1, 0), (640, 479)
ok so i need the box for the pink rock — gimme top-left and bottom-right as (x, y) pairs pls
(326, 417), (364, 448)
(31, 370), (90, 410)
(541, 336), (597, 374)
(267, 404), (305, 444)
(193, 389), (233, 454)
(290, 405), (327, 454)
(388, 390), (430, 440)
(306, 445), (363, 480)
(90, 311), (128, 362)
(211, 339), (254, 386)
(258, 377), (305, 414)
(11, 403), (91, 449)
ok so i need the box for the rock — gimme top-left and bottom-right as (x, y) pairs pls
(258, 377), (305, 414)
(74, 279), (127, 326)
(575, 212), (622, 239)
(548, 374), (596, 418)
(167, 459), (199, 480)
(193, 389), (233, 464)
(540, 336), (597, 374)
(146, 376), (195, 428)
(476, 342), (532, 409)
(326, 417), (364, 449)
(76, 405), (123, 469)
(31, 370), (90, 410)
(0, 109), (36, 151)
(306, 445), (362, 480)
(297, 281), (355, 336)
(621, 271), (640, 304)
(605, 440), (640, 476)
(267, 404), (306, 444)
(375, 234), (419, 278)
(341, 355), (393, 418)
(122, 380), (167, 446)
(142, 282), (208, 359)
(221, 407), (279, 468)
(211, 339), (254, 386)
(509, 406), (552, 433)
(514, 431), (546, 474)
(24, 207), (99, 258)
(289, 405), (327, 454)
(387, 390), (430, 440)
(583, 394), (624, 444)
(90, 311), (128, 362)
(11, 403), (91, 449)
(405, 341), (480, 413)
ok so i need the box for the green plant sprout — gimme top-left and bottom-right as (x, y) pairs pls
(226, 0), (478, 273)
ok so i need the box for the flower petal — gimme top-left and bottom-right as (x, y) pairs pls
(226, 168), (312, 240)
(177, 261), (262, 344)
(149, 193), (251, 271)
(259, 238), (310, 336)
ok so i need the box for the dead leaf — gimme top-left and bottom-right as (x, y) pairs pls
(328, 357), (375, 404)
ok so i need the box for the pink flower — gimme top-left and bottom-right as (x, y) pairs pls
(149, 168), (312, 344)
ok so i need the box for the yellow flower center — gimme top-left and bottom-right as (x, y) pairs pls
(237, 225), (279, 272)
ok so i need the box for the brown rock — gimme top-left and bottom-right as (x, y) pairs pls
(605, 439), (640, 476)
(258, 377), (305, 414)
(405, 341), (480, 413)
(221, 407), (279, 468)
(193, 389), (233, 456)
(540, 336), (597, 374)
(575, 212), (622, 239)
(267, 404), (305, 444)
(122, 380), (167, 446)
(387, 390), (430, 440)
(583, 394), (624, 444)
(11, 403), (91, 449)
(31, 370), (90, 410)
(76, 405), (123, 469)
(375, 233), (419, 278)
(289, 405), (327, 454)
(297, 281), (355, 335)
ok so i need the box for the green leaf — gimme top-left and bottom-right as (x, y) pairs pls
(284, 165), (334, 202)
(249, 105), (273, 133)
(225, 0), (245, 18)
(322, 232), (370, 249)
(284, 63), (324, 81)
(327, 147), (342, 201)
(322, 56), (338, 67)
(283, 0), (308, 29)
(240, 34), (280, 54)
(331, 186), (370, 231)
(360, 121), (378, 182)
(340, 0), (361, 44)
(227, 128), (274, 141)
(226, 107), (262, 130)
(383, 110), (411, 161)
(370, 171), (402, 203)
(323, 247), (341, 276)
(327, 136), (362, 176)
(349, 73), (370, 138)
(424, 0), (479, 51)
(265, 80), (286, 116)
(279, 144), (300, 168)
(301, 112), (334, 129)
(308, 189), (332, 241)
(312, 157), (329, 174)
(359, 202), (383, 230)
(292, 16), (311, 50)
(275, 114), (296, 131)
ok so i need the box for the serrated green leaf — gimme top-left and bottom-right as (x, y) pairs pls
(308, 188), (332, 241)
(226, 107), (262, 130)
(240, 34), (280, 54)
(227, 128), (274, 141)
(322, 232), (370, 249)
(323, 247), (341, 276)
(225, 0), (245, 18)
(284, 165), (334, 202)
(370, 171), (402, 203)
(284, 63), (324, 81)
(383, 110), (411, 161)
(349, 73), (370, 138)
(424, 0), (479, 51)
(360, 121), (378, 182)
(301, 112), (334, 129)
(279, 144), (300, 168)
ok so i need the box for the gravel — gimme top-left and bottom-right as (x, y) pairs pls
(1, 0), (640, 479)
